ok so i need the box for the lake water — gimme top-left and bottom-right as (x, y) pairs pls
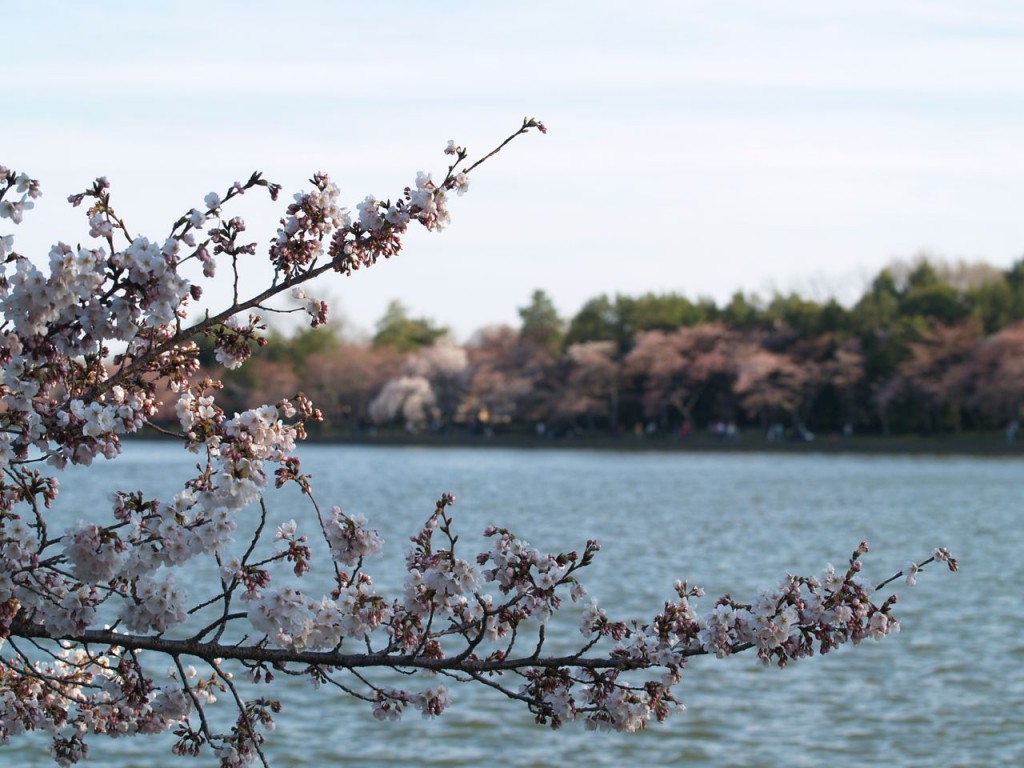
(4, 444), (1020, 767)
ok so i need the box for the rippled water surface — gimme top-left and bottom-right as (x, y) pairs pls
(6, 444), (1020, 767)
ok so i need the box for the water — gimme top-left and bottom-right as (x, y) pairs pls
(4, 444), (1020, 767)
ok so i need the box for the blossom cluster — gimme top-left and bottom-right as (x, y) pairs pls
(0, 645), (214, 767)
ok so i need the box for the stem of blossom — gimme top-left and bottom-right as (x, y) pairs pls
(532, 625), (546, 659)
(329, 667), (388, 704)
(305, 492), (344, 586)
(173, 654), (216, 746)
(459, 117), (546, 176)
(212, 659), (272, 768)
(188, 612), (249, 644)
(874, 555), (936, 592)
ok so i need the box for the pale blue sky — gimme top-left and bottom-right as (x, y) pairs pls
(7, 1), (1024, 339)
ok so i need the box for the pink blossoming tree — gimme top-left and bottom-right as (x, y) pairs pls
(0, 120), (957, 767)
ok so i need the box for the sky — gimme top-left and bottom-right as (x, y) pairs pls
(6, 1), (1024, 341)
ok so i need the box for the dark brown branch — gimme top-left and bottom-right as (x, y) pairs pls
(9, 620), (713, 673)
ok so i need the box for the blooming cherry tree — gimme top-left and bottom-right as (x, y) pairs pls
(0, 121), (957, 767)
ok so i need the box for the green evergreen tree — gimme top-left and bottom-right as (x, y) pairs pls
(518, 289), (564, 353)
(565, 295), (618, 346)
(372, 300), (448, 352)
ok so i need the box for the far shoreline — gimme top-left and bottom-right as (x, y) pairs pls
(292, 430), (1024, 457)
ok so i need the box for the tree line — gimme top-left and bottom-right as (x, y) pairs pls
(175, 255), (1024, 439)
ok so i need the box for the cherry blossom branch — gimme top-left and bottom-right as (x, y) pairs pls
(87, 121), (545, 406)
(0, 126), (959, 767)
(6, 541), (953, 676)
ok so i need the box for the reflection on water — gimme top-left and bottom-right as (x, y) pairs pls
(9, 445), (1022, 767)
